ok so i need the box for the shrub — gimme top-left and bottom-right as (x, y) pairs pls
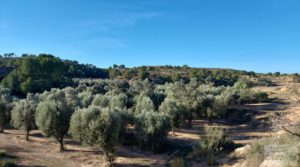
(135, 111), (171, 152)
(69, 106), (121, 166)
(253, 92), (268, 103)
(195, 125), (232, 166)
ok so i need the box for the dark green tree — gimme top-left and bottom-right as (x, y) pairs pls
(2, 54), (71, 95)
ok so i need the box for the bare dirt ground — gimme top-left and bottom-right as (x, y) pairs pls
(0, 129), (168, 167)
(1, 77), (299, 167)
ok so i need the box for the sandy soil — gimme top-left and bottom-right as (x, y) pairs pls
(0, 130), (167, 167)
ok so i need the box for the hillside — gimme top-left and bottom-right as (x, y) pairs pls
(0, 76), (299, 167)
(0, 54), (299, 167)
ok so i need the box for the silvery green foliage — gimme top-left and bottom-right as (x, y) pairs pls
(159, 99), (187, 131)
(92, 94), (110, 108)
(109, 80), (129, 94)
(0, 86), (12, 132)
(135, 111), (171, 151)
(11, 93), (38, 139)
(69, 106), (121, 164)
(78, 90), (94, 108)
(63, 87), (81, 109)
(38, 90), (51, 101)
(152, 88), (166, 110)
(130, 79), (154, 97)
(92, 92), (128, 111)
(196, 125), (230, 166)
(35, 89), (73, 150)
(109, 93), (128, 110)
(113, 108), (133, 144)
(213, 92), (230, 117)
(134, 93), (155, 115)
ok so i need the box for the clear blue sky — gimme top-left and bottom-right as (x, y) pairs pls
(0, 0), (299, 73)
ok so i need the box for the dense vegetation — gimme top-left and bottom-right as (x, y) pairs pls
(0, 54), (108, 96)
(0, 54), (260, 96)
(0, 53), (273, 166)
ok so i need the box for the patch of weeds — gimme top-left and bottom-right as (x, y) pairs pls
(0, 150), (6, 159)
(245, 133), (300, 167)
(168, 157), (186, 167)
(193, 124), (235, 166)
(3, 161), (17, 167)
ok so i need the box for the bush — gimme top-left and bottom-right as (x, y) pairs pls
(135, 111), (171, 152)
(253, 92), (268, 103)
(195, 125), (233, 166)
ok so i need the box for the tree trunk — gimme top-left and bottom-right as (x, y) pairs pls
(0, 126), (4, 133)
(208, 117), (212, 125)
(26, 130), (30, 141)
(172, 128), (175, 136)
(58, 137), (65, 151)
(188, 118), (192, 128)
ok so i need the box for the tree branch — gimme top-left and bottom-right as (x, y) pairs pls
(282, 126), (300, 138)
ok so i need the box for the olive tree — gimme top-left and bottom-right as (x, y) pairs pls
(159, 99), (187, 135)
(35, 89), (73, 151)
(0, 87), (12, 133)
(92, 94), (110, 108)
(78, 90), (93, 108)
(134, 93), (154, 115)
(69, 106), (121, 166)
(109, 93), (128, 109)
(135, 111), (171, 152)
(63, 87), (81, 109)
(11, 94), (38, 141)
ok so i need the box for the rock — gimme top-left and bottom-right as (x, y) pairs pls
(234, 144), (251, 158)
(259, 160), (284, 167)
